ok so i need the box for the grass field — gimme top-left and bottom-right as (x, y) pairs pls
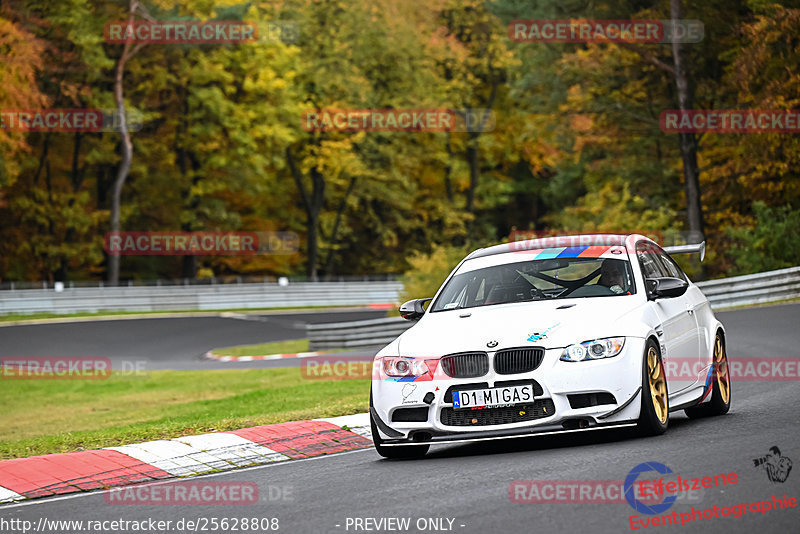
(0, 368), (369, 460)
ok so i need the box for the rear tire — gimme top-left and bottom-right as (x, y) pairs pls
(685, 333), (731, 419)
(370, 390), (429, 459)
(637, 339), (669, 436)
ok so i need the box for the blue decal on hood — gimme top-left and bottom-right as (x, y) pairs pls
(527, 322), (561, 343)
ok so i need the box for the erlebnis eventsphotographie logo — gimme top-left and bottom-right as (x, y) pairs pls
(753, 446), (793, 483)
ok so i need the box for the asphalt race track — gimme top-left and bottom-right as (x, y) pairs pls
(1, 304), (799, 534)
(0, 309), (386, 370)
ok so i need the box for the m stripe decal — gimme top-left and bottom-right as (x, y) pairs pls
(534, 247), (566, 259)
(578, 245), (613, 257)
(556, 246), (587, 258)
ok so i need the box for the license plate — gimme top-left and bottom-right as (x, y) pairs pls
(452, 385), (534, 409)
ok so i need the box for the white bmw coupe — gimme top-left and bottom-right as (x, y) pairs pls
(370, 234), (731, 458)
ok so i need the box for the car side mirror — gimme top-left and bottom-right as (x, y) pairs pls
(648, 277), (689, 300)
(399, 298), (431, 321)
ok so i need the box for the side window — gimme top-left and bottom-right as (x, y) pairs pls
(440, 284), (468, 309)
(656, 251), (687, 281)
(635, 242), (667, 280)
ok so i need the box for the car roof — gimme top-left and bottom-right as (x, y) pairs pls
(465, 233), (657, 260)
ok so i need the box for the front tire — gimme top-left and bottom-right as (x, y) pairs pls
(637, 339), (669, 436)
(685, 333), (731, 418)
(370, 391), (429, 459)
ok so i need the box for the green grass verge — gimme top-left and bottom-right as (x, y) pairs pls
(0, 368), (368, 460)
(213, 339), (310, 357)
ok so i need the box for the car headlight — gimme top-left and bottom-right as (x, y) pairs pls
(382, 357), (431, 377)
(560, 337), (625, 362)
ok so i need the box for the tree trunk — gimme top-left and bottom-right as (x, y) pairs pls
(463, 85), (497, 214)
(444, 132), (454, 202)
(466, 130), (479, 213)
(322, 175), (357, 276)
(306, 209), (319, 281)
(286, 146), (325, 281)
(56, 131), (85, 282)
(670, 0), (704, 244)
(176, 87), (198, 280)
(108, 0), (143, 285)
(307, 166), (325, 281)
(32, 133), (50, 187)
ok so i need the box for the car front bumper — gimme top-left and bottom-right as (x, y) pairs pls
(371, 337), (646, 445)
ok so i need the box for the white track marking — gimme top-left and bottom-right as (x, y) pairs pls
(174, 433), (290, 466)
(0, 486), (24, 504)
(315, 413), (372, 440)
(107, 440), (225, 476)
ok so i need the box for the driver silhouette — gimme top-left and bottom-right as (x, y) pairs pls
(598, 260), (627, 294)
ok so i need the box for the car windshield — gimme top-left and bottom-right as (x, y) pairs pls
(430, 253), (636, 311)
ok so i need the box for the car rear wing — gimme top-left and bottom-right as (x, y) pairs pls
(664, 241), (705, 262)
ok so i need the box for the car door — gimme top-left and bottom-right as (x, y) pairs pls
(655, 249), (707, 363)
(636, 242), (698, 395)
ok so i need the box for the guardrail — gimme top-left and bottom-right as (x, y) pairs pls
(0, 281), (403, 315)
(308, 317), (412, 350)
(0, 274), (397, 291)
(694, 265), (800, 309)
(307, 266), (800, 351)
(2, 265), (797, 326)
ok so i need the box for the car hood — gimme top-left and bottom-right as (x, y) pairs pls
(395, 297), (645, 357)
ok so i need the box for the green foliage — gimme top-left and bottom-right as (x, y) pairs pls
(0, 0), (797, 284)
(400, 245), (469, 302)
(546, 180), (678, 237)
(726, 202), (800, 275)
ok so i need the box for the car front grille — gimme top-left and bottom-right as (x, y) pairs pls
(493, 347), (545, 375)
(440, 352), (489, 378)
(440, 399), (555, 426)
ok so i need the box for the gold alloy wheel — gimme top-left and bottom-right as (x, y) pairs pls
(647, 346), (668, 424)
(714, 336), (731, 404)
